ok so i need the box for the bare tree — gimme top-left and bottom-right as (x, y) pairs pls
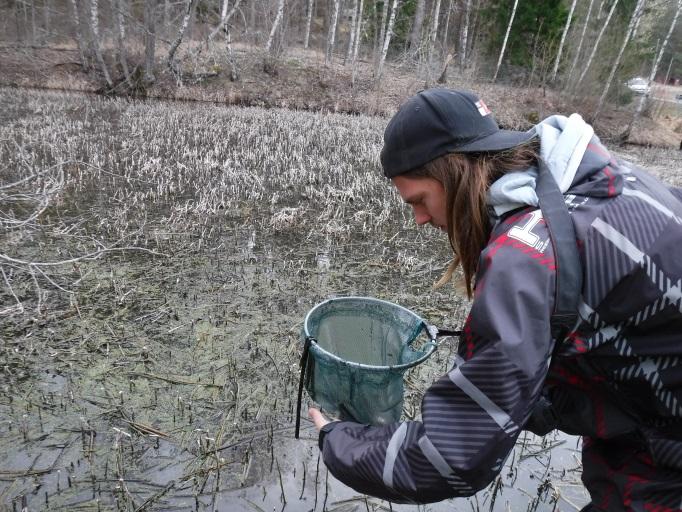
(376, 0), (399, 79)
(87, 0), (113, 87)
(351, 0), (364, 71)
(167, 0), (196, 75)
(593, 0), (647, 121)
(325, 0), (340, 63)
(115, 0), (132, 87)
(345, 0), (359, 64)
(208, 0), (242, 40)
(426, 0), (443, 77)
(574, 0), (619, 90)
(551, 0), (579, 81)
(624, 0), (682, 139)
(266, 0), (286, 53)
(459, 0), (472, 70)
(566, 0), (595, 85)
(377, 0), (388, 67)
(208, 0), (242, 81)
(492, 0), (519, 82)
(303, 0), (314, 48)
(69, 0), (89, 70)
(143, 0), (157, 83)
(43, 0), (51, 43)
(409, 0), (426, 55)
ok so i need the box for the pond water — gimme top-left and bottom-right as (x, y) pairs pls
(6, 87), (679, 511)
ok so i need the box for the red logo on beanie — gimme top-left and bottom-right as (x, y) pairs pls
(475, 100), (491, 116)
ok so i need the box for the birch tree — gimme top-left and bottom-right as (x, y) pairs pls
(575, 0), (619, 89)
(208, 0), (242, 41)
(408, 0), (426, 54)
(265, 0), (285, 53)
(43, 0), (50, 43)
(345, 0), (358, 64)
(87, 0), (113, 87)
(115, 0), (131, 87)
(303, 0), (314, 48)
(492, 0), (519, 82)
(624, 0), (682, 139)
(593, 0), (647, 120)
(566, 0), (594, 84)
(351, 0), (364, 69)
(426, 0), (442, 75)
(459, 0), (472, 70)
(376, 0), (388, 66)
(208, 0), (242, 80)
(167, 0), (196, 75)
(143, 0), (156, 83)
(551, 0), (578, 81)
(69, 0), (89, 70)
(325, 0), (340, 63)
(376, 0), (399, 79)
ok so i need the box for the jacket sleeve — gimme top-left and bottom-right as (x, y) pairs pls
(319, 214), (557, 503)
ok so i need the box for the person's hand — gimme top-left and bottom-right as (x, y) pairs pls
(309, 407), (330, 431)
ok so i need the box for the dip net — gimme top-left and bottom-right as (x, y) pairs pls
(297, 297), (442, 430)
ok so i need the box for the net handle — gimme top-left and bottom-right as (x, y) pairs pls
(426, 324), (462, 346)
(295, 335), (313, 439)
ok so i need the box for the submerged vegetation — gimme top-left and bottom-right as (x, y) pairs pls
(0, 87), (605, 510)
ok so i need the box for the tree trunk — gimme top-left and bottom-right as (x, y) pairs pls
(209, 0), (241, 41)
(575, 0), (618, 89)
(425, 0), (442, 80)
(225, 26), (239, 80)
(266, 0), (285, 53)
(664, 54), (674, 84)
(492, 0), (518, 83)
(143, 0), (156, 83)
(624, 0), (681, 139)
(376, 0), (398, 79)
(304, 0), (314, 48)
(408, 0), (426, 54)
(167, 0), (195, 75)
(115, 0), (131, 86)
(163, 0), (169, 38)
(249, 0), (256, 44)
(459, 0), (471, 70)
(551, 0), (578, 81)
(352, 0), (364, 65)
(344, 0), (358, 64)
(351, 0), (364, 85)
(87, 0), (113, 87)
(42, 0), (50, 43)
(526, 17), (544, 87)
(325, 0), (340, 63)
(441, 0), (453, 60)
(376, 0), (388, 67)
(566, 0), (594, 85)
(30, 0), (37, 45)
(69, 0), (89, 69)
(593, 0), (647, 121)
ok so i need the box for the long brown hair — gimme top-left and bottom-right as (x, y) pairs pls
(404, 139), (540, 298)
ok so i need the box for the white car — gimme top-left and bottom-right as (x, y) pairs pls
(626, 77), (650, 95)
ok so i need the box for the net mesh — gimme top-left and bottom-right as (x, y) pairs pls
(302, 297), (436, 426)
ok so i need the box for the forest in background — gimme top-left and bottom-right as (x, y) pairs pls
(2, 0), (681, 91)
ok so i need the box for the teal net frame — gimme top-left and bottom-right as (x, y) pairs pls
(295, 297), (461, 436)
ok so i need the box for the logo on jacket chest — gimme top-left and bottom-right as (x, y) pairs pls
(508, 210), (549, 252)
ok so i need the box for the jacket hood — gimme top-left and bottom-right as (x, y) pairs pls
(487, 114), (610, 217)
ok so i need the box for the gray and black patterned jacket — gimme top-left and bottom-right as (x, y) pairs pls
(318, 118), (682, 509)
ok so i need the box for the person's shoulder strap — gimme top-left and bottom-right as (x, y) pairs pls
(535, 161), (582, 344)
